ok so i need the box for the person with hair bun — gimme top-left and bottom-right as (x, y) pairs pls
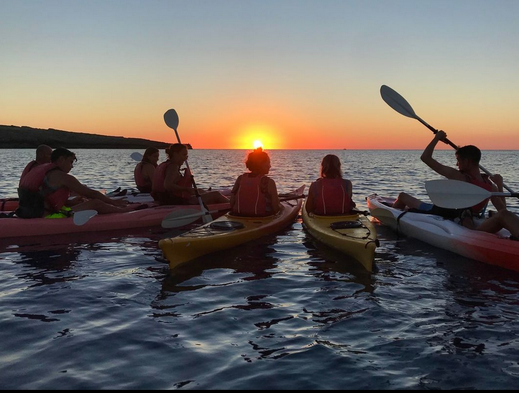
(305, 154), (355, 215)
(151, 143), (228, 205)
(230, 147), (280, 216)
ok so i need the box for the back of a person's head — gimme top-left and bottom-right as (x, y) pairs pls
(166, 143), (186, 159)
(457, 145), (481, 164)
(51, 147), (76, 163)
(320, 154), (342, 178)
(245, 147), (270, 172)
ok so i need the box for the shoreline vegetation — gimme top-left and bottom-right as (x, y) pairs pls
(0, 125), (192, 149)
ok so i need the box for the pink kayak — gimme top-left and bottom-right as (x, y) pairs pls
(367, 194), (519, 272)
(0, 202), (230, 241)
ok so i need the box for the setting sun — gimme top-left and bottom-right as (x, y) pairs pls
(233, 124), (281, 149)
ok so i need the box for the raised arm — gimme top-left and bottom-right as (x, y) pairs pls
(421, 131), (465, 180)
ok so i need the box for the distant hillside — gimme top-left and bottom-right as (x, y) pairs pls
(0, 125), (192, 149)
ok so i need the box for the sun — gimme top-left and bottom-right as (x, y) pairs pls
(253, 140), (263, 149)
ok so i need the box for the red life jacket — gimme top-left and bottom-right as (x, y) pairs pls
(232, 174), (269, 216)
(465, 173), (493, 214)
(134, 162), (154, 193)
(313, 178), (353, 215)
(151, 161), (193, 200)
(18, 163), (70, 214)
(19, 160), (39, 186)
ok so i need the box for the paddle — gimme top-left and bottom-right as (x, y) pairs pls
(131, 152), (143, 161)
(164, 108), (213, 224)
(161, 195), (307, 229)
(425, 179), (519, 209)
(73, 210), (98, 226)
(380, 85), (517, 196)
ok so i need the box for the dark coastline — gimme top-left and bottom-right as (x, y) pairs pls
(0, 125), (192, 149)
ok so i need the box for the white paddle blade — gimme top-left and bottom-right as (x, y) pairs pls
(161, 208), (215, 229)
(425, 179), (491, 209)
(130, 152), (143, 161)
(73, 210), (98, 226)
(380, 85), (418, 119)
(164, 109), (179, 130)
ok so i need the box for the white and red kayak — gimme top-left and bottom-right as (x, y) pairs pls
(367, 194), (519, 272)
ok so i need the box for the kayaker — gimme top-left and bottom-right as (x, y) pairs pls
(393, 131), (519, 238)
(19, 144), (52, 185)
(230, 147), (280, 216)
(134, 147), (159, 193)
(151, 143), (228, 205)
(305, 154), (356, 215)
(16, 147), (143, 219)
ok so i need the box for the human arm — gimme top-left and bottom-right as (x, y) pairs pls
(490, 174), (507, 211)
(421, 131), (465, 180)
(229, 176), (242, 210)
(164, 165), (195, 196)
(267, 179), (280, 214)
(305, 182), (316, 213)
(55, 172), (128, 207)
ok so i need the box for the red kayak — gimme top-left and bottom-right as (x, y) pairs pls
(0, 202), (230, 241)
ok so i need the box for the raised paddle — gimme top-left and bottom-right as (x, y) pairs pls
(425, 179), (519, 209)
(380, 85), (517, 197)
(161, 194), (307, 229)
(164, 108), (212, 224)
(130, 152), (143, 161)
(73, 210), (98, 226)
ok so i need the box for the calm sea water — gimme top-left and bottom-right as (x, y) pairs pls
(1, 148), (519, 389)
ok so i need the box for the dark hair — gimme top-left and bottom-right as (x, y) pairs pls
(456, 145), (481, 164)
(51, 147), (76, 163)
(320, 154), (342, 178)
(165, 143), (187, 159)
(142, 147), (159, 165)
(245, 147), (270, 173)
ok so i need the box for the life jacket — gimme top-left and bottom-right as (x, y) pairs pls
(465, 173), (493, 214)
(134, 162), (154, 193)
(312, 178), (353, 215)
(232, 174), (270, 216)
(19, 160), (39, 186)
(151, 161), (193, 201)
(16, 163), (70, 218)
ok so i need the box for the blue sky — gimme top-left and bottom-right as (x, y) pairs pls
(1, 0), (519, 149)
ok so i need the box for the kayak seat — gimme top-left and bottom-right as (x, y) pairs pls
(210, 221), (245, 230)
(330, 221), (363, 230)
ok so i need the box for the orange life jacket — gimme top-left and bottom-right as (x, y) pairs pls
(18, 163), (70, 215)
(465, 173), (493, 214)
(312, 178), (353, 215)
(151, 161), (193, 201)
(232, 174), (270, 216)
(134, 162), (154, 193)
(19, 160), (39, 186)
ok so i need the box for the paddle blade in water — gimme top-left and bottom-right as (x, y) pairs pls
(161, 208), (207, 228)
(73, 210), (98, 226)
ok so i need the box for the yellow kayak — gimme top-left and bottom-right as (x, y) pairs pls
(302, 203), (378, 272)
(159, 186), (305, 270)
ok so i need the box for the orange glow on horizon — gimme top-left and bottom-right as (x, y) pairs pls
(232, 124), (281, 149)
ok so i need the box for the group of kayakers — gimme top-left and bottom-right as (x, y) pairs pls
(11, 133), (519, 241)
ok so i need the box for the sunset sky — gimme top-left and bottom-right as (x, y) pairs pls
(1, 0), (519, 149)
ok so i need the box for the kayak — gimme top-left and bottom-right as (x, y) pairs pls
(0, 190), (154, 212)
(302, 204), (378, 272)
(0, 202), (230, 241)
(159, 186), (305, 270)
(367, 194), (519, 272)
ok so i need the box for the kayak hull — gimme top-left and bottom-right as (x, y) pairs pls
(367, 194), (519, 272)
(159, 186), (305, 270)
(302, 204), (378, 272)
(0, 202), (230, 240)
